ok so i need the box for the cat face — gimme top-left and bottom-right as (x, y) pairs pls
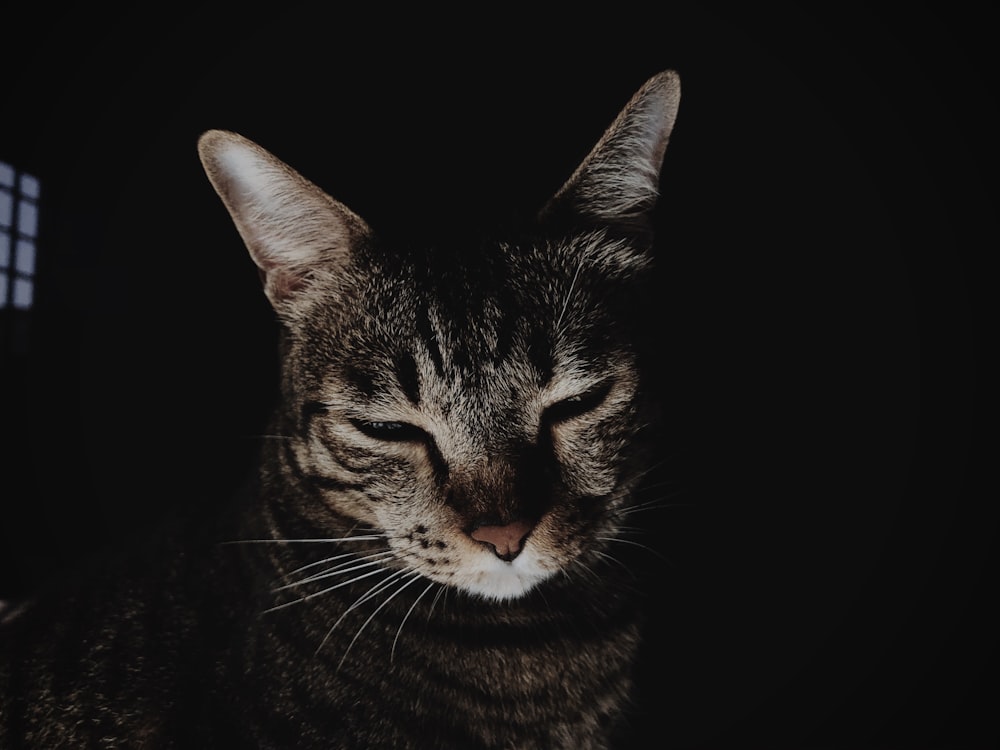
(279, 231), (653, 600)
(198, 71), (680, 601)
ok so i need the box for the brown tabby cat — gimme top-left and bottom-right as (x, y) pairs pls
(0, 70), (680, 748)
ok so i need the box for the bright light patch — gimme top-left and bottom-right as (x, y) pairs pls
(19, 173), (40, 200)
(0, 160), (40, 310)
(16, 200), (37, 238)
(14, 240), (34, 275)
(12, 277), (32, 309)
(0, 190), (11, 228)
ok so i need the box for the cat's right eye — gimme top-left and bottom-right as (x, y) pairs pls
(543, 382), (613, 426)
(350, 418), (428, 443)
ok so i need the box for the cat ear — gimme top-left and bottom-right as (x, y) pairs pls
(539, 70), (681, 238)
(197, 129), (371, 312)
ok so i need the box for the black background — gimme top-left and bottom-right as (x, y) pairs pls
(0, 6), (993, 748)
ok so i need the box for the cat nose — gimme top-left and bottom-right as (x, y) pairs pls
(469, 519), (535, 562)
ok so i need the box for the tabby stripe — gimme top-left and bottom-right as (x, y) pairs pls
(303, 474), (367, 493)
(281, 441), (370, 491)
(419, 649), (633, 708)
(345, 366), (376, 398)
(299, 407), (383, 474)
(394, 350), (422, 406)
(310, 435), (383, 475)
(491, 292), (517, 366)
(417, 303), (445, 376)
(301, 400), (328, 429)
(291, 663), (490, 748)
(526, 324), (555, 384)
(429, 607), (636, 650)
(269, 596), (633, 719)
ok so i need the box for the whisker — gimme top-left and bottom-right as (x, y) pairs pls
(612, 497), (692, 520)
(262, 566), (388, 614)
(556, 252), (586, 333)
(222, 535), (384, 545)
(628, 459), (672, 484)
(614, 526), (656, 540)
(631, 476), (688, 495)
(596, 535), (672, 566)
(282, 549), (392, 582)
(279, 538), (426, 591)
(425, 584), (448, 624)
(341, 568), (413, 613)
(278, 550), (378, 585)
(568, 558), (603, 586)
(335, 572), (424, 672)
(273, 552), (396, 592)
(593, 550), (637, 579)
(314, 568), (413, 655)
(391, 580), (438, 664)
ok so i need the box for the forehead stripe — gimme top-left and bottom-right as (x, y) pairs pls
(417, 303), (445, 376)
(395, 351), (422, 406)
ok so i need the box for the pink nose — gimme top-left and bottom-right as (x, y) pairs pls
(470, 520), (534, 561)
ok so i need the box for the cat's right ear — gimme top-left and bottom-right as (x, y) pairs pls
(197, 130), (371, 314)
(538, 70), (681, 242)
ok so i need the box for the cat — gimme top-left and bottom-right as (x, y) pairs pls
(0, 69), (680, 748)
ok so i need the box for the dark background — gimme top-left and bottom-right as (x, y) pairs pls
(1, 6), (993, 748)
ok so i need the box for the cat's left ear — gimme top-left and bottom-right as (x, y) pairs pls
(539, 70), (681, 240)
(198, 129), (372, 315)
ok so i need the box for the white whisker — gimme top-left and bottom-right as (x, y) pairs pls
(222, 535), (384, 545)
(273, 552), (396, 592)
(314, 569), (410, 655)
(262, 566), (388, 614)
(596, 536), (672, 565)
(391, 580), (438, 664)
(613, 497), (691, 520)
(335, 572), (424, 672)
(278, 551), (375, 585)
(425, 584), (447, 624)
(594, 550), (636, 578)
(556, 253), (587, 333)
(569, 558), (603, 585)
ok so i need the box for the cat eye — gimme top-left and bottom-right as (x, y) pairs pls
(350, 418), (428, 443)
(543, 382), (613, 425)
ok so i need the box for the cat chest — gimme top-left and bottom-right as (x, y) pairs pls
(236, 605), (640, 747)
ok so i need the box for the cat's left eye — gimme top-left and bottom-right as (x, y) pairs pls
(543, 382), (613, 425)
(350, 419), (428, 443)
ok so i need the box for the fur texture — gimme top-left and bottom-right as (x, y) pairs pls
(0, 70), (680, 748)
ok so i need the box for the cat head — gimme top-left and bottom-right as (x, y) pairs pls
(198, 71), (680, 601)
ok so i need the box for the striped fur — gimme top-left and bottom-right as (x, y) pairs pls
(1, 71), (681, 748)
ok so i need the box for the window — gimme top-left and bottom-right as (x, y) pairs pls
(1, 160), (40, 310)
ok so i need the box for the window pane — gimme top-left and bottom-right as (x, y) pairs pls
(16, 200), (38, 238)
(0, 231), (9, 269)
(13, 276), (33, 309)
(0, 190), (12, 228)
(15, 239), (35, 275)
(0, 162), (14, 188)
(0, 270), (7, 307)
(19, 173), (40, 200)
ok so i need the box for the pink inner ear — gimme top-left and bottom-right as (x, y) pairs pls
(262, 265), (311, 307)
(470, 520), (535, 559)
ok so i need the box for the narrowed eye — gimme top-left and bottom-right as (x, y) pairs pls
(543, 382), (613, 425)
(350, 419), (428, 443)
